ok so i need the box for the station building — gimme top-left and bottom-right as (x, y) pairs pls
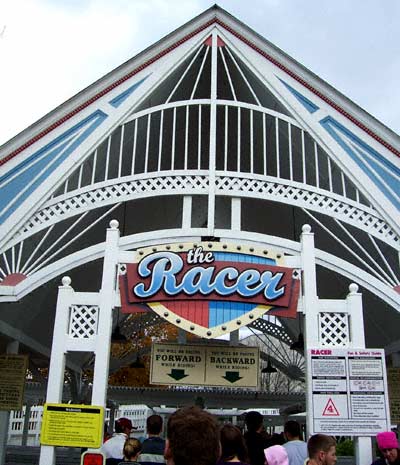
(0, 6), (399, 463)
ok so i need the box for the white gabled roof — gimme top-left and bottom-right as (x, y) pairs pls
(1, 5), (399, 163)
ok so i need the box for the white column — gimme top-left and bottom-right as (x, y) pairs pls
(0, 341), (19, 465)
(91, 220), (120, 407)
(347, 283), (372, 465)
(39, 276), (74, 465)
(300, 224), (319, 438)
(301, 224), (319, 346)
(207, 31), (218, 236)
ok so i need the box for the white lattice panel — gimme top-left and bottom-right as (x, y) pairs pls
(15, 175), (209, 240)
(319, 312), (349, 346)
(68, 305), (99, 338)
(118, 264), (127, 275)
(216, 175), (399, 249)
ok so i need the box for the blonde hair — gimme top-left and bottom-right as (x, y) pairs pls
(123, 437), (142, 460)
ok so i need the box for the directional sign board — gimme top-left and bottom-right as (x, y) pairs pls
(0, 354), (28, 411)
(40, 403), (104, 448)
(387, 367), (400, 424)
(205, 345), (259, 387)
(307, 348), (391, 436)
(150, 343), (259, 388)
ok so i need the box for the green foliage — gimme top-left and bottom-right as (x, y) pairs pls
(336, 439), (354, 456)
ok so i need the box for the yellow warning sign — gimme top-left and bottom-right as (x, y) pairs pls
(40, 403), (104, 448)
(0, 354), (28, 411)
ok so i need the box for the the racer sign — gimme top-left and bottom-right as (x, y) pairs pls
(120, 242), (300, 338)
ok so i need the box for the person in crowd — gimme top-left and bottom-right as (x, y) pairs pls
(101, 417), (134, 462)
(218, 423), (249, 465)
(164, 406), (220, 465)
(372, 431), (400, 465)
(269, 433), (285, 446)
(119, 438), (142, 464)
(243, 411), (270, 465)
(306, 434), (336, 465)
(104, 422), (112, 443)
(264, 445), (289, 465)
(283, 420), (307, 465)
(139, 414), (166, 465)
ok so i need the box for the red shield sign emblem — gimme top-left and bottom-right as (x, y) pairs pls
(120, 242), (299, 338)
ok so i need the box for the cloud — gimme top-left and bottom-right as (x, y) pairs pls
(0, 0), (202, 145)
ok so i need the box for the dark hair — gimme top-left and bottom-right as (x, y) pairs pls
(270, 433), (285, 446)
(115, 417), (132, 434)
(284, 420), (301, 439)
(220, 423), (249, 462)
(245, 411), (263, 432)
(123, 437), (142, 460)
(308, 434), (336, 459)
(167, 406), (220, 465)
(147, 414), (163, 435)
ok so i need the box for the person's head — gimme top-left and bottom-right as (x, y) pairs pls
(115, 417), (133, 436)
(220, 423), (249, 462)
(284, 420), (302, 441)
(307, 434), (336, 465)
(147, 414), (163, 436)
(270, 433), (285, 446)
(165, 406), (220, 465)
(264, 445), (289, 465)
(245, 411), (264, 433)
(376, 431), (399, 464)
(123, 437), (142, 461)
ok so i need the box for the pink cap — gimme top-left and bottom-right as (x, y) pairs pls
(376, 432), (399, 450)
(264, 445), (289, 465)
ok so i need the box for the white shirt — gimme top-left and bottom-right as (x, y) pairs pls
(101, 433), (127, 459)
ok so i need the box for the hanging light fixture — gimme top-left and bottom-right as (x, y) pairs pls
(111, 312), (128, 344)
(261, 359), (277, 374)
(111, 325), (128, 343)
(289, 333), (304, 351)
(129, 356), (145, 369)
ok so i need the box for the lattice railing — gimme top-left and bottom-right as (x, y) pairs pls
(15, 174), (209, 239)
(5, 169), (398, 273)
(319, 312), (349, 346)
(216, 175), (399, 249)
(68, 305), (99, 339)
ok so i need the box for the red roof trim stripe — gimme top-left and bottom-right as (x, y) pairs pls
(2, 16), (398, 168)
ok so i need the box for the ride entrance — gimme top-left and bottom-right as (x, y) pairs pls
(0, 5), (399, 465)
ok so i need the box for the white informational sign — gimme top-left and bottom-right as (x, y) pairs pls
(307, 348), (391, 436)
(150, 343), (259, 388)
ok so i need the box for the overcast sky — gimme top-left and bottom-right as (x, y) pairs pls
(1, 0), (399, 147)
